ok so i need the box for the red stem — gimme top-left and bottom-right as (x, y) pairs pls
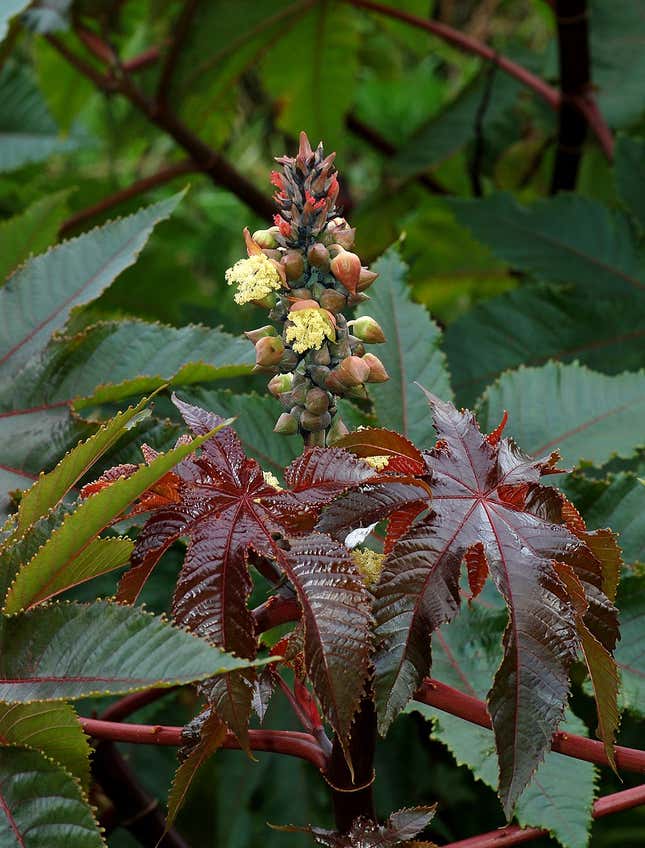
(344, 0), (613, 158)
(80, 718), (327, 771)
(415, 679), (645, 774)
(252, 594), (301, 632)
(441, 784), (645, 847)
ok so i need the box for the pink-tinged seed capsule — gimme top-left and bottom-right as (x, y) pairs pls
(350, 316), (386, 344)
(357, 268), (379, 292)
(362, 352), (389, 383)
(274, 412), (298, 435)
(330, 248), (361, 294)
(255, 336), (284, 367)
(336, 355), (371, 387)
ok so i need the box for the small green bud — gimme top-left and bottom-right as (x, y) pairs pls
(245, 325), (277, 344)
(255, 335), (284, 367)
(350, 316), (386, 344)
(268, 373), (294, 397)
(274, 412), (298, 435)
(253, 228), (278, 249)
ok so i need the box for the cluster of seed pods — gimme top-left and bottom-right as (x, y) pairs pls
(230, 132), (388, 447)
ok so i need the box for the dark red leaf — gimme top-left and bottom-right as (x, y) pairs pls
(336, 428), (427, 475)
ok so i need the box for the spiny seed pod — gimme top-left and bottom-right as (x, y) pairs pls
(363, 352), (389, 383)
(300, 409), (332, 432)
(350, 316), (386, 344)
(330, 248), (361, 294)
(319, 288), (347, 313)
(336, 355), (370, 387)
(305, 387), (330, 415)
(282, 250), (305, 281)
(307, 242), (330, 270)
(357, 268), (378, 292)
(252, 228), (278, 249)
(245, 325), (278, 344)
(268, 372), (293, 397)
(274, 412), (298, 435)
(255, 335), (284, 366)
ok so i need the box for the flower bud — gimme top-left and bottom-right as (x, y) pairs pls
(268, 373), (293, 397)
(253, 228), (278, 249)
(274, 412), (298, 435)
(262, 248), (282, 261)
(343, 383), (369, 400)
(300, 409), (332, 432)
(280, 348), (300, 370)
(305, 387), (330, 415)
(325, 370), (348, 395)
(255, 336), (284, 367)
(319, 288), (347, 313)
(245, 325), (277, 344)
(310, 344), (331, 366)
(309, 365), (331, 388)
(327, 415), (349, 445)
(330, 248), (361, 294)
(332, 226), (356, 250)
(350, 316), (386, 344)
(336, 355), (370, 387)
(289, 288), (312, 301)
(290, 380), (307, 406)
(350, 340), (366, 357)
(282, 250), (305, 281)
(357, 268), (378, 292)
(307, 243), (330, 270)
(363, 352), (389, 383)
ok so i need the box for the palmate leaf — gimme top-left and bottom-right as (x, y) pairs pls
(0, 701), (91, 788)
(320, 399), (619, 815)
(117, 396), (373, 757)
(0, 189), (71, 283)
(0, 746), (105, 848)
(355, 248), (453, 446)
(3, 425), (222, 613)
(477, 362), (645, 469)
(0, 599), (261, 702)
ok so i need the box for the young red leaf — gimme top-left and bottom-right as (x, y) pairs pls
(335, 428), (427, 475)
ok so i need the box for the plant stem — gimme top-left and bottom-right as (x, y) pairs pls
(59, 160), (197, 237)
(252, 594), (301, 632)
(80, 719), (327, 770)
(441, 783), (645, 847)
(416, 679), (645, 773)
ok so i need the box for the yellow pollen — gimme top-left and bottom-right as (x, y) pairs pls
(363, 455), (390, 471)
(351, 548), (385, 588)
(285, 308), (335, 354)
(262, 471), (282, 491)
(225, 254), (282, 305)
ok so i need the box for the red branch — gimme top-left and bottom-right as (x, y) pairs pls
(442, 784), (645, 847)
(415, 679), (645, 774)
(80, 718), (327, 771)
(252, 594), (301, 633)
(344, 0), (613, 158)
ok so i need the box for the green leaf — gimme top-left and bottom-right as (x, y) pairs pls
(560, 473), (644, 567)
(445, 283), (645, 407)
(477, 362), (645, 469)
(13, 393), (155, 537)
(0, 2), (31, 42)
(451, 193), (644, 298)
(393, 72), (522, 177)
(0, 190), (70, 283)
(356, 247), (453, 446)
(3, 425), (221, 613)
(0, 747), (105, 847)
(180, 388), (301, 475)
(0, 63), (80, 172)
(261, 0), (361, 150)
(615, 135), (645, 231)
(615, 573), (645, 718)
(0, 599), (264, 702)
(5, 319), (254, 413)
(0, 192), (183, 375)
(591, 0), (645, 127)
(0, 701), (91, 787)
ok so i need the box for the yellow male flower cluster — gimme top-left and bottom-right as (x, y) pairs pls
(262, 470), (282, 490)
(351, 547), (385, 588)
(225, 254), (282, 305)
(363, 455), (390, 471)
(285, 308), (335, 354)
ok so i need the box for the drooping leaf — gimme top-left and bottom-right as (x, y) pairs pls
(335, 428), (426, 475)
(0, 701), (91, 787)
(119, 396), (373, 758)
(0, 189), (71, 283)
(451, 192), (644, 298)
(0, 599), (262, 702)
(615, 135), (645, 231)
(0, 746), (105, 847)
(323, 393), (618, 814)
(445, 283), (645, 407)
(0, 192), (183, 374)
(0, 63), (80, 172)
(355, 248), (453, 445)
(561, 472), (644, 567)
(261, 0), (361, 151)
(477, 362), (645, 469)
(3, 425), (221, 612)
